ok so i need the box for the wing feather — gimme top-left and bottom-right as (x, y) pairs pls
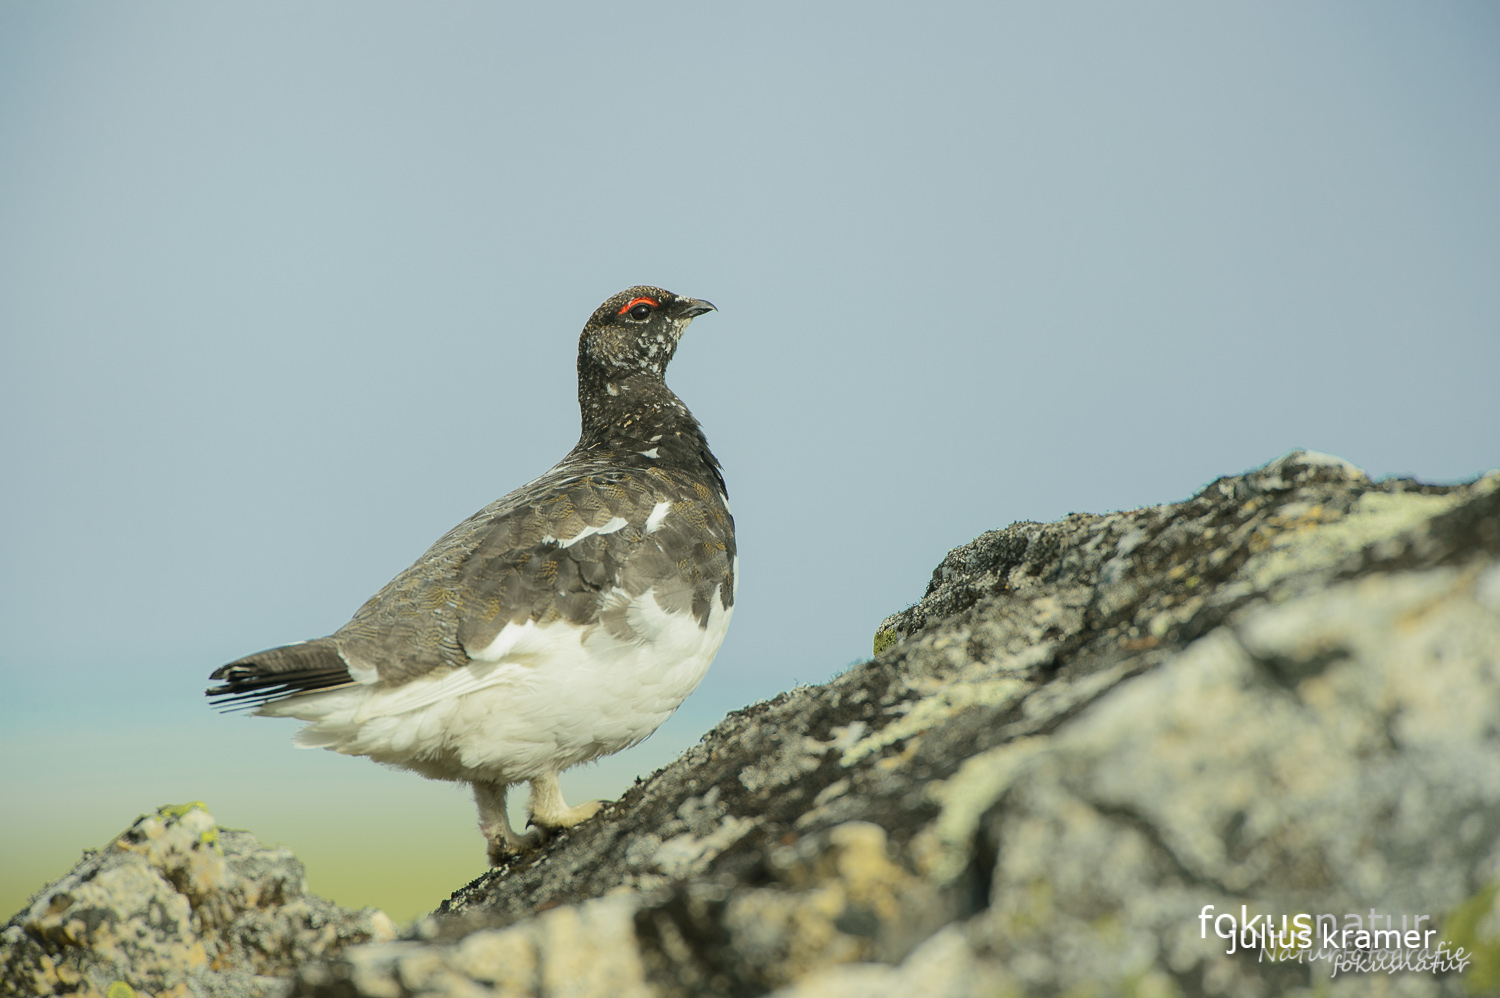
(207, 457), (735, 710)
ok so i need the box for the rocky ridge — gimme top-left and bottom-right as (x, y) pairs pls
(6, 451), (1499, 997)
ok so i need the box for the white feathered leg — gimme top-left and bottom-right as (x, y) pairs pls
(473, 780), (539, 865)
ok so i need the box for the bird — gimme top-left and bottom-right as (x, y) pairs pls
(206, 286), (735, 865)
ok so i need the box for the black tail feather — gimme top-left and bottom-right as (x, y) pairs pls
(206, 636), (355, 711)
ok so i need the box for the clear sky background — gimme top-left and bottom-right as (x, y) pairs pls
(3, 3), (1497, 922)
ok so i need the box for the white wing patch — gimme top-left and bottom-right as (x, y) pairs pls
(340, 646), (380, 686)
(645, 501), (671, 534)
(466, 617), (559, 662)
(554, 516), (629, 549)
(637, 448), (659, 459)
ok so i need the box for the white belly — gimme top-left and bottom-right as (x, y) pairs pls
(263, 585), (733, 785)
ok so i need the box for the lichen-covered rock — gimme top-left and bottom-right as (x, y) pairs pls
(294, 895), (653, 998)
(1, 803), (394, 998)
(906, 558), (1500, 995)
(14, 451), (1499, 997)
(293, 451), (1497, 997)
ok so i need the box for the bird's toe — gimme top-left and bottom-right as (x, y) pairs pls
(529, 798), (605, 831)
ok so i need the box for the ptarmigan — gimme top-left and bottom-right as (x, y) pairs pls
(207, 287), (735, 864)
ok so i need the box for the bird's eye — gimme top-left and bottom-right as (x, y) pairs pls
(617, 296), (659, 321)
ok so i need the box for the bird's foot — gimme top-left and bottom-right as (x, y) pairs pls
(528, 798), (604, 831)
(527, 771), (606, 832)
(485, 827), (542, 867)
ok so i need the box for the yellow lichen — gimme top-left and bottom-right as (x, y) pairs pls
(1441, 881), (1499, 996)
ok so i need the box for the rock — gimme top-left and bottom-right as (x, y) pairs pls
(11, 451), (1500, 997)
(1, 802), (394, 998)
(301, 451), (1499, 997)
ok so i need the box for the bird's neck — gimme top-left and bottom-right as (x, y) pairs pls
(576, 370), (711, 461)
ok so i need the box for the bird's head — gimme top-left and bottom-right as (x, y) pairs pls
(579, 286), (717, 380)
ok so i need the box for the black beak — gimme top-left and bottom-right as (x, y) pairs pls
(678, 298), (717, 319)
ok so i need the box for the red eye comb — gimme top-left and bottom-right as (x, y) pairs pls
(617, 297), (659, 315)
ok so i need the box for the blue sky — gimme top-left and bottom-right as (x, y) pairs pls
(3, 2), (1497, 921)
